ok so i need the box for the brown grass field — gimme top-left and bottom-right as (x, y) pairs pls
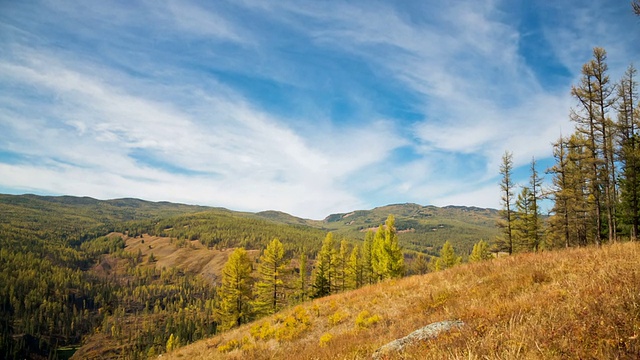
(163, 241), (640, 359)
(123, 234), (259, 283)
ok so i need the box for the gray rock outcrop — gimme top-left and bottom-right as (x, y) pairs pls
(372, 319), (464, 359)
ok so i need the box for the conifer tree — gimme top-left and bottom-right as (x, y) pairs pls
(496, 151), (515, 254)
(296, 252), (309, 302)
(371, 215), (404, 280)
(312, 233), (335, 298)
(346, 245), (362, 289)
(469, 240), (491, 262)
(528, 158), (544, 251)
(384, 215), (405, 278)
(547, 135), (592, 248)
(217, 248), (253, 330)
(253, 238), (288, 317)
(435, 240), (461, 270)
(166, 333), (177, 352)
(570, 47), (616, 244)
(361, 229), (374, 284)
(371, 224), (386, 281)
(617, 64), (640, 240)
(334, 239), (350, 292)
(411, 253), (430, 275)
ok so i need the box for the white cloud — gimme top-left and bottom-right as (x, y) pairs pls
(0, 44), (405, 218)
(1, 0), (638, 218)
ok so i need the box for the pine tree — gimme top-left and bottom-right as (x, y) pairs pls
(435, 240), (461, 270)
(252, 238), (288, 317)
(469, 240), (491, 262)
(496, 151), (515, 254)
(312, 233), (335, 298)
(217, 248), (253, 331)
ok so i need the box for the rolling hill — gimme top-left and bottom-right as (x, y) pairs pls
(162, 241), (640, 359)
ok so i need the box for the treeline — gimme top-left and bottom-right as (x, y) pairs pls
(215, 215), (405, 331)
(498, 47), (639, 251)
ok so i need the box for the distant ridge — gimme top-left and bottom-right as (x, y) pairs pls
(1, 194), (500, 255)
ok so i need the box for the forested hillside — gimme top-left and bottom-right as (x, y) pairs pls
(322, 203), (499, 255)
(0, 194), (497, 359)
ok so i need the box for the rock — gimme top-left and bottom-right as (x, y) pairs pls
(372, 320), (464, 359)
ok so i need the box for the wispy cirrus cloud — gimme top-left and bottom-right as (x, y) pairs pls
(0, 0), (638, 217)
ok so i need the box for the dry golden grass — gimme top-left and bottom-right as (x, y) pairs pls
(164, 242), (640, 360)
(123, 234), (259, 282)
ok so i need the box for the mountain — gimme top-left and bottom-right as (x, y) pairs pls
(162, 241), (640, 359)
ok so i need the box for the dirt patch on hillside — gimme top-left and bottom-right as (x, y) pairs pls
(121, 233), (259, 285)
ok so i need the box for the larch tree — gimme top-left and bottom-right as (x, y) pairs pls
(346, 244), (362, 289)
(547, 134), (593, 248)
(496, 151), (515, 254)
(296, 252), (309, 302)
(528, 158), (544, 251)
(372, 215), (404, 280)
(513, 186), (535, 252)
(570, 47), (617, 244)
(371, 224), (387, 281)
(435, 240), (461, 271)
(217, 247), (253, 331)
(361, 230), (375, 284)
(411, 253), (430, 274)
(334, 239), (350, 292)
(617, 64), (640, 240)
(253, 238), (288, 317)
(547, 136), (573, 248)
(312, 232), (336, 298)
(469, 240), (491, 262)
(513, 158), (544, 252)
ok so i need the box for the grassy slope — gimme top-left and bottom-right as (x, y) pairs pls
(165, 242), (640, 360)
(123, 233), (260, 283)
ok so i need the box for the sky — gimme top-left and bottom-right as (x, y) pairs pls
(1, 0), (639, 219)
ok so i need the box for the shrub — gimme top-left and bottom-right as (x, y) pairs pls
(354, 310), (381, 329)
(328, 309), (349, 326)
(250, 321), (275, 341)
(319, 332), (333, 347)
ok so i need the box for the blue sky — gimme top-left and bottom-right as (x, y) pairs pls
(1, 0), (639, 219)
